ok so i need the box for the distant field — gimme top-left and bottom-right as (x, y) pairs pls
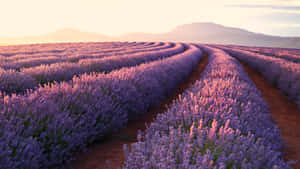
(0, 42), (299, 169)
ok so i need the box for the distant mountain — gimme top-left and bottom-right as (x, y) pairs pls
(119, 23), (300, 49)
(1, 23), (300, 48)
(0, 28), (111, 45)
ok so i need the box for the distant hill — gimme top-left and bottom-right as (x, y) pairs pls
(1, 23), (300, 48)
(119, 23), (300, 49)
(0, 28), (111, 45)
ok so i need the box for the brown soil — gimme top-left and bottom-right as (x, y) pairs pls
(241, 63), (300, 169)
(70, 52), (209, 169)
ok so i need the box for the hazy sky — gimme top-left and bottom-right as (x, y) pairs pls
(0, 0), (300, 37)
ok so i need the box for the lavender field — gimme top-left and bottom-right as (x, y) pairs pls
(0, 42), (299, 169)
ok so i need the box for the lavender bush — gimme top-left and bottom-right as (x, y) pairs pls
(0, 56), (64, 70)
(227, 45), (300, 63)
(215, 45), (300, 109)
(123, 45), (290, 169)
(0, 69), (37, 94)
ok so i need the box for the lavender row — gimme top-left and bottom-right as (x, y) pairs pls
(225, 45), (300, 63)
(0, 42), (137, 58)
(0, 42), (164, 94)
(123, 45), (289, 169)
(5, 42), (160, 61)
(0, 68), (37, 94)
(0, 44), (202, 169)
(0, 43), (183, 94)
(23, 42), (181, 85)
(0, 42), (163, 95)
(2, 42), (161, 62)
(63, 42), (172, 62)
(0, 42), (144, 68)
(0, 42), (169, 70)
(214, 45), (300, 109)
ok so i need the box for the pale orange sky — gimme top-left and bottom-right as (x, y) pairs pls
(0, 0), (300, 37)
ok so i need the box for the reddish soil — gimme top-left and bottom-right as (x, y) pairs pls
(70, 52), (209, 169)
(242, 63), (300, 169)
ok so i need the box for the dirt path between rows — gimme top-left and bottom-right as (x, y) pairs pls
(69, 52), (209, 169)
(241, 63), (300, 169)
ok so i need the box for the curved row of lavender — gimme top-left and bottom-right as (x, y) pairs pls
(0, 42), (168, 70)
(2, 42), (162, 62)
(61, 42), (172, 63)
(0, 42), (139, 58)
(214, 45), (300, 109)
(225, 45), (300, 63)
(0, 42), (169, 75)
(3, 42), (159, 62)
(123, 46), (290, 169)
(0, 42), (135, 69)
(0, 43), (184, 94)
(0, 42), (155, 69)
(0, 44), (203, 169)
(38, 42), (165, 61)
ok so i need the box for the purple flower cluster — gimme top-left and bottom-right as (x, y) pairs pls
(0, 56), (63, 70)
(215, 45), (300, 109)
(0, 44), (202, 168)
(123, 45), (290, 169)
(0, 69), (37, 93)
(0, 43), (183, 94)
